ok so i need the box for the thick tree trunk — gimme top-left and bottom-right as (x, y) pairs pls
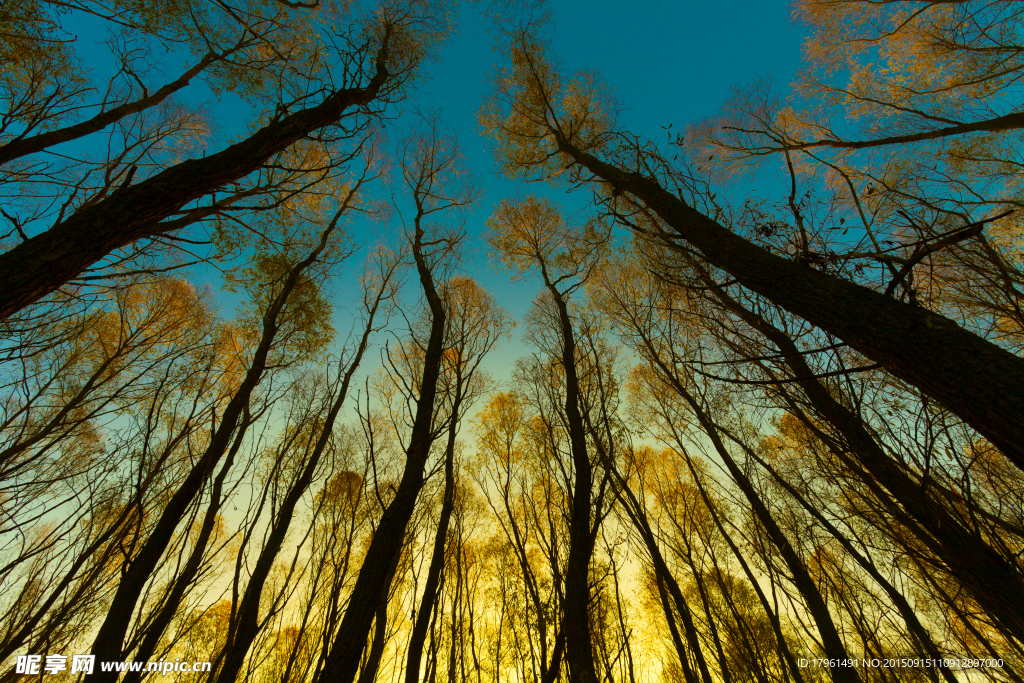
(697, 267), (1024, 643)
(0, 33), (392, 320)
(540, 628), (567, 683)
(355, 546), (403, 683)
(554, 135), (1024, 470)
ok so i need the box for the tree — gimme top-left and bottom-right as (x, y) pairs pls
(404, 276), (511, 683)
(610, 241), (1024, 645)
(0, 0), (455, 320)
(208, 246), (399, 683)
(708, 0), (1024, 155)
(479, 22), (1024, 473)
(0, 275), (238, 668)
(487, 195), (612, 683)
(471, 390), (567, 683)
(89, 187), (355, 682)
(692, 0), (1024, 369)
(6, 4), (1024, 683)
(315, 113), (479, 683)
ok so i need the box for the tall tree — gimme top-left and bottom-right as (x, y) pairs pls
(404, 276), (511, 683)
(479, 24), (1024, 472)
(89, 191), (354, 682)
(316, 114), (478, 683)
(207, 248), (399, 683)
(487, 196), (610, 683)
(0, 0), (454, 320)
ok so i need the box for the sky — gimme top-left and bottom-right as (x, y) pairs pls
(398, 0), (808, 382)
(65, 0), (809, 388)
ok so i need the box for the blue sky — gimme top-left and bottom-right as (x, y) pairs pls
(66, 1), (809, 386)
(402, 0), (808, 381)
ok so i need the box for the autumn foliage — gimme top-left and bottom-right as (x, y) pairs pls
(1, 2), (1024, 683)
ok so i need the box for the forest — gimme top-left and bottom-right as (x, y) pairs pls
(1, 0), (1023, 682)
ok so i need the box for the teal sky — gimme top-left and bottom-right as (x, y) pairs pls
(403, 0), (807, 382)
(64, 1), (808, 387)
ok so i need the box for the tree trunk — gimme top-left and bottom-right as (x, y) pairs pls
(89, 219), (338, 682)
(0, 49), (230, 166)
(545, 283), (600, 683)
(554, 134), (1024, 471)
(119, 412), (250, 683)
(643, 352), (860, 683)
(316, 219), (447, 683)
(0, 32), (393, 320)
(695, 264), (1024, 644)
(355, 543), (403, 683)
(405, 391), (461, 683)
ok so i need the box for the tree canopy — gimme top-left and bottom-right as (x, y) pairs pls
(2, 2), (1024, 683)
